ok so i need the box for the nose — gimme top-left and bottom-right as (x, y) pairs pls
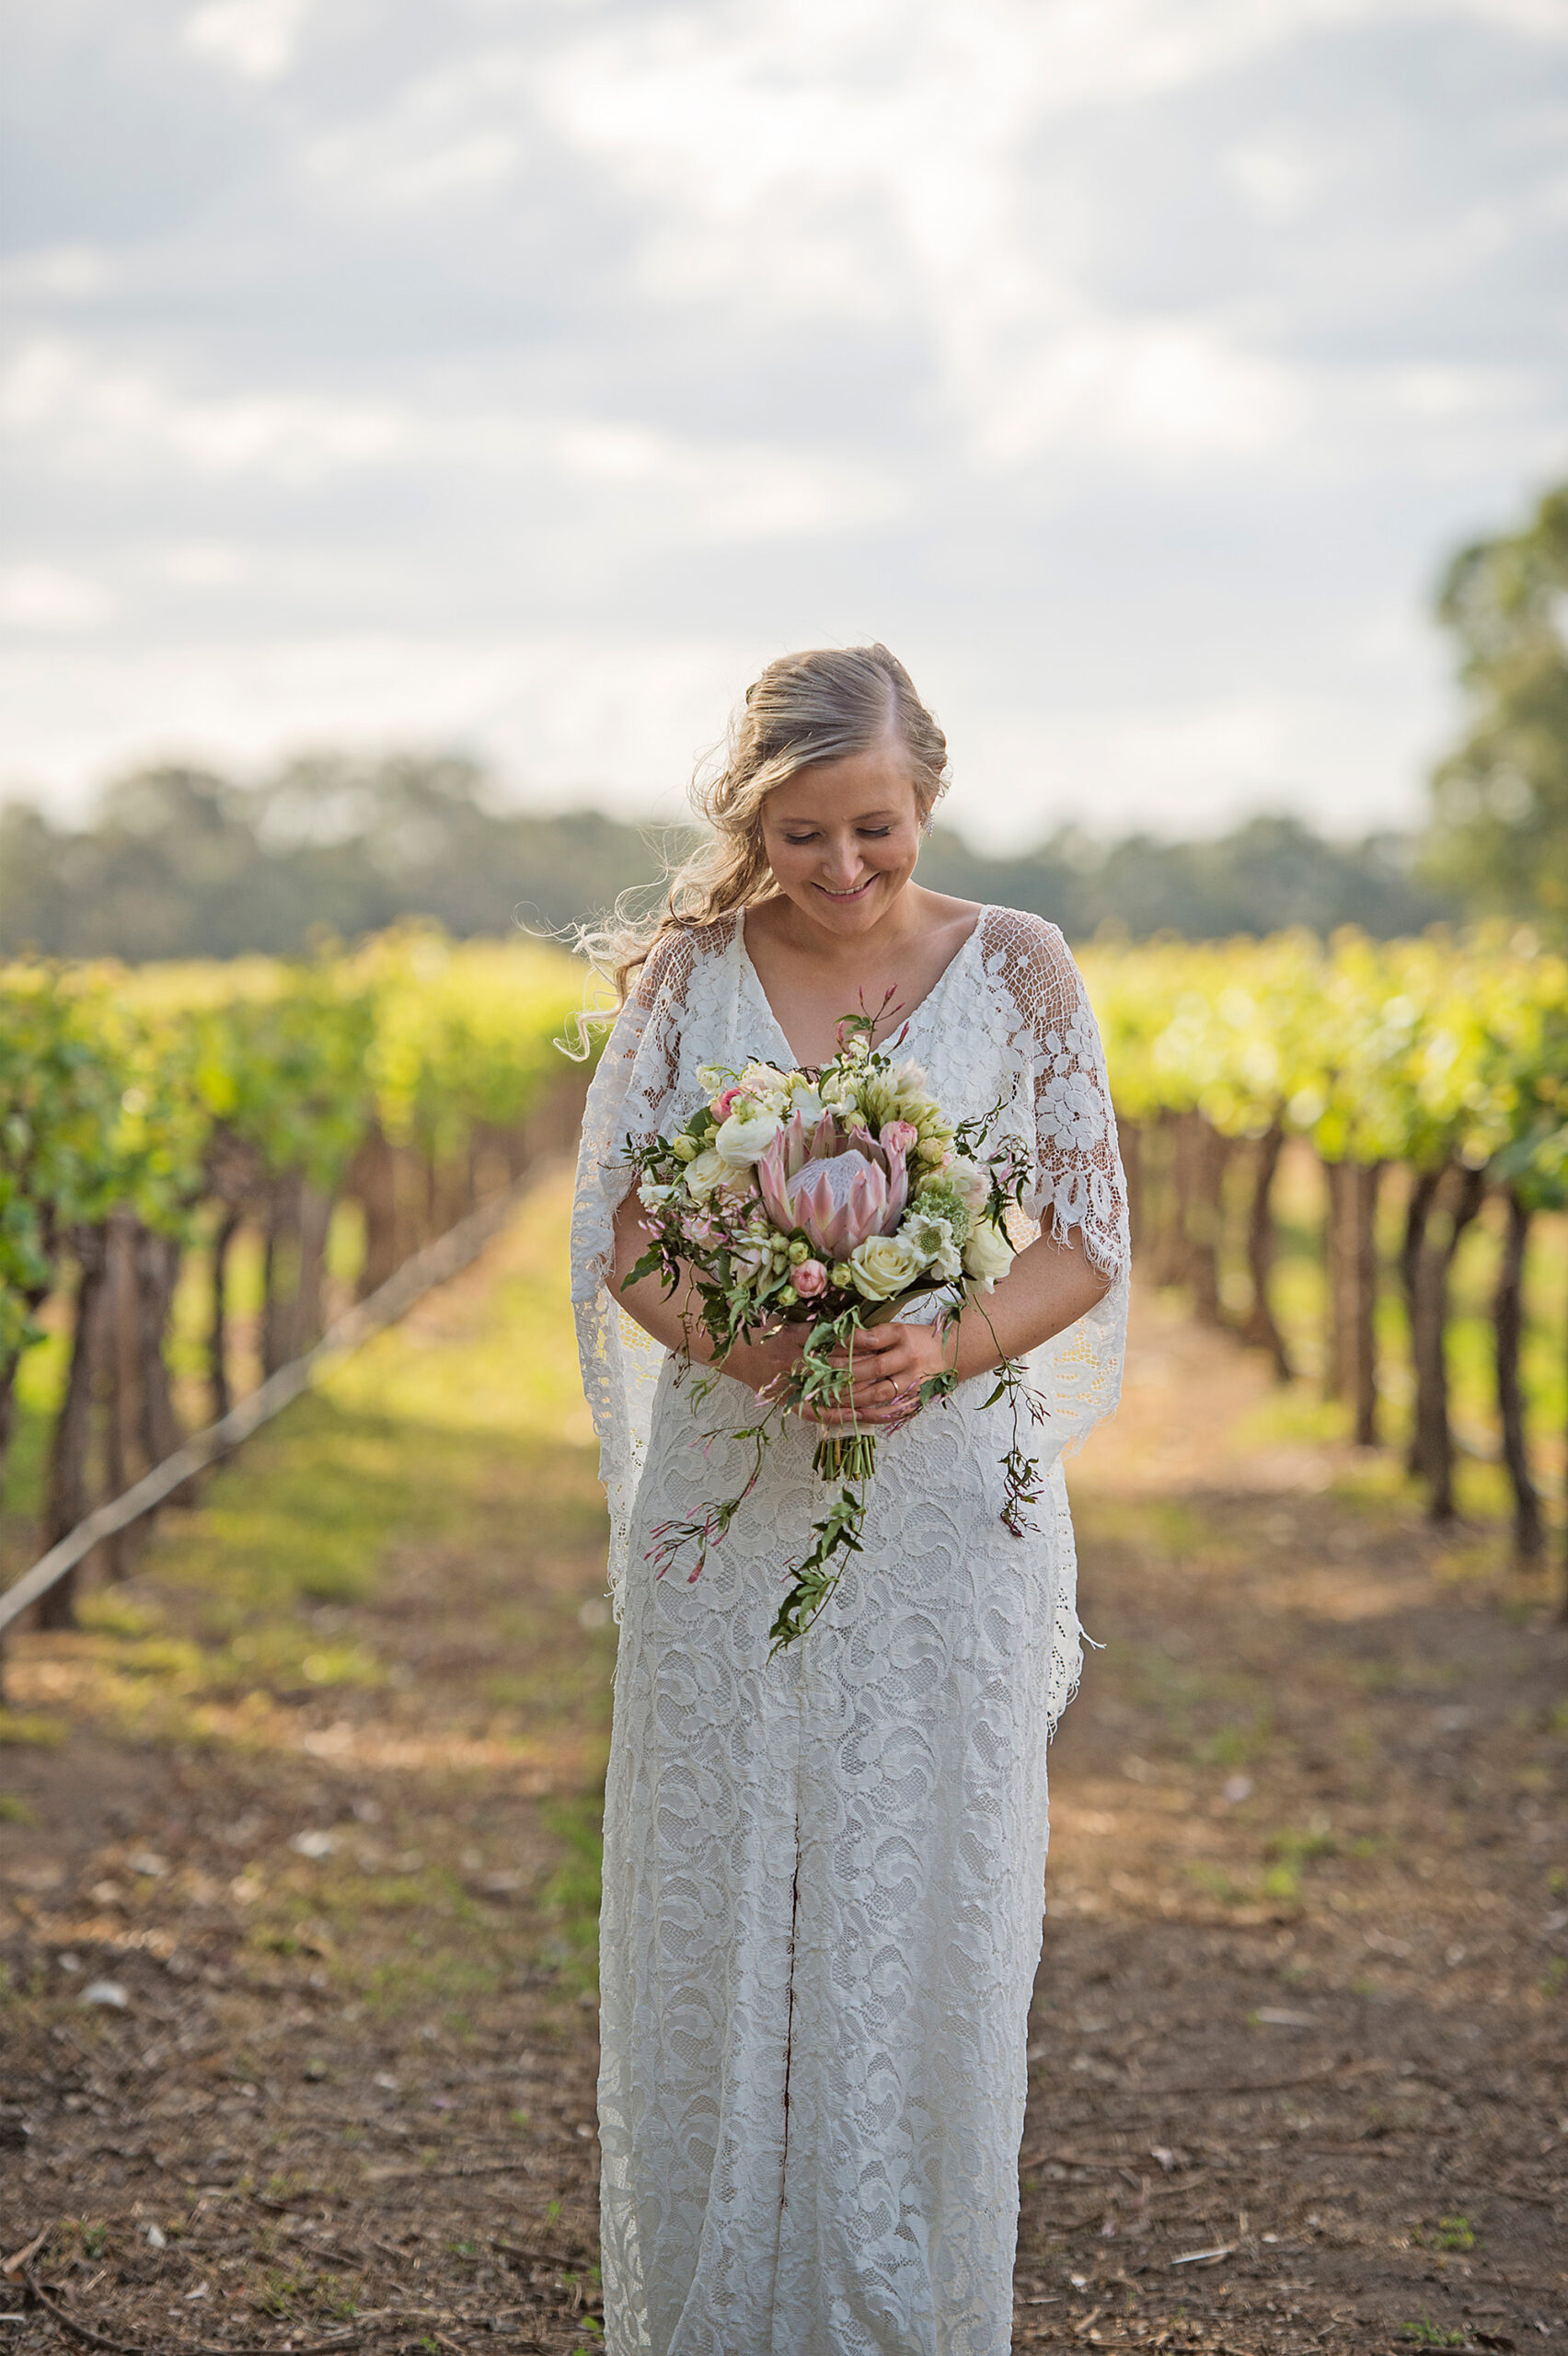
(819, 837), (863, 888)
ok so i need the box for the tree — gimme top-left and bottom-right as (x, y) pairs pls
(1427, 481), (1568, 929)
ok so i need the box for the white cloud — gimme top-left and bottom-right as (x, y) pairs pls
(156, 543), (250, 588)
(0, 565), (116, 633)
(1, 341), (410, 484)
(305, 50), (533, 212)
(0, 247), (110, 301)
(184, 0), (314, 82)
(1226, 139), (1323, 223)
(548, 422), (905, 540)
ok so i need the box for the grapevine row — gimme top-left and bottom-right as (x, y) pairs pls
(0, 927), (594, 1625)
(1083, 925), (1567, 1586)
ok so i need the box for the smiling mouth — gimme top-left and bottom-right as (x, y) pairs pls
(813, 876), (876, 902)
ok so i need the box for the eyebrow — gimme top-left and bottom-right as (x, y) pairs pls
(776, 808), (900, 826)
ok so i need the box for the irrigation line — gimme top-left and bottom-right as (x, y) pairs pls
(0, 1157), (564, 1642)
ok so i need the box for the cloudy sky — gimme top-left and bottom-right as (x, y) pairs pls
(2, 0), (1565, 847)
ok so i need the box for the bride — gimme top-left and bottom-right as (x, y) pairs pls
(571, 644), (1129, 2356)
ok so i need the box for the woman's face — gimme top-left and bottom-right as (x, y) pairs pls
(760, 742), (923, 938)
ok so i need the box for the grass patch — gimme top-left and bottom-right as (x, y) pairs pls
(0, 1709), (65, 1746)
(1421, 2214), (1478, 2252)
(1262, 1824), (1337, 1904)
(1183, 1860), (1251, 1906)
(538, 1791), (605, 1992)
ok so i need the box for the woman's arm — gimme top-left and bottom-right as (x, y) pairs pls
(611, 1187), (805, 1398)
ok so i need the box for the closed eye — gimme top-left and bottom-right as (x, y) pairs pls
(780, 826), (894, 844)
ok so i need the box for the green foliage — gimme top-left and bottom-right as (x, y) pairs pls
(1083, 925), (1568, 1191)
(0, 929), (593, 1396)
(0, 964), (137, 1362)
(1428, 479), (1568, 928)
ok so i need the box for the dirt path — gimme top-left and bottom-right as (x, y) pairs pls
(2, 1181), (1564, 2354)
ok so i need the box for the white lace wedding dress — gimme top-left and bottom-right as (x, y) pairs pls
(571, 906), (1129, 2356)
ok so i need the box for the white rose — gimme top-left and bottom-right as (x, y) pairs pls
(715, 1105), (783, 1163)
(683, 1147), (731, 1202)
(962, 1217), (1014, 1291)
(898, 1209), (962, 1282)
(741, 1060), (790, 1100)
(848, 1233), (926, 1301)
(945, 1155), (990, 1212)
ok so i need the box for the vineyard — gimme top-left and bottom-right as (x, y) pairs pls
(2, 919), (1565, 2356)
(0, 929), (596, 1631)
(2, 919), (1565, 1635)
(1083, 925), (1567, 1581)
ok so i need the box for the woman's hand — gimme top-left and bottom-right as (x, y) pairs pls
(801, 1320), (951, 1431)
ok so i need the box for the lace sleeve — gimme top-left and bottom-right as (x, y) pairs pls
(568, 923), (726, 1618)
(978, 906), (1131, 1473)
(979, 906), (1130, 1281)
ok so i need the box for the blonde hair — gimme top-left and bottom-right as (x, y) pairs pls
(586, 642), (950, 1004)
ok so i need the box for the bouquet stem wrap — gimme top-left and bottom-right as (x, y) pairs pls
(813, 1430), (879, 1484)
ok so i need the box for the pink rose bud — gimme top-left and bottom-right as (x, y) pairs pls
(792, 1258), (827, 1299)
(881, 1119), (919, 1155)
(711, 1084), (744, 1122)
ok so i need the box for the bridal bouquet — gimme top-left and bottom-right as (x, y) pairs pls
(622, 1009), (1045, 1652)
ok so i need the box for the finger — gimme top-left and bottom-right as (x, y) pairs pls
(846, 1329), (900, 1362)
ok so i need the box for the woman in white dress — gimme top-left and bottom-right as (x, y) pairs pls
(571, 646), (1129, 2356)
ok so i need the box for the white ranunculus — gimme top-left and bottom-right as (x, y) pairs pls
(715, 1104), (782, 1162)
(962, 1217), (1014, 1290)
(848, 1233), (926, 1301)
(898, 1209), (962, 1282)
(945, 1155), (990, 1212)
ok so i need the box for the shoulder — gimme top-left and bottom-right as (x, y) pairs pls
(976, 906), (1098, 1038)
(631, 914), (740, 1012)
(978, 903), (1075, 976)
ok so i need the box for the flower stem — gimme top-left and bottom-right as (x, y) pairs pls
(812, 1432), (878, 1484)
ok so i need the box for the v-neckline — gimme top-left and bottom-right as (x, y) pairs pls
(736, 904), (986, 1072)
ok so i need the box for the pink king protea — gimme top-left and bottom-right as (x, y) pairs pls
(756, 1109), (910, 1261)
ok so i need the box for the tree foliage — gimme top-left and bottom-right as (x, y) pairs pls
(1428, 480), (1568, 929)
(1, 757), (1455, 960)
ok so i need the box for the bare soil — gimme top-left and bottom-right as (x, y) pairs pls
(1, 1192), (1563, 2355)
